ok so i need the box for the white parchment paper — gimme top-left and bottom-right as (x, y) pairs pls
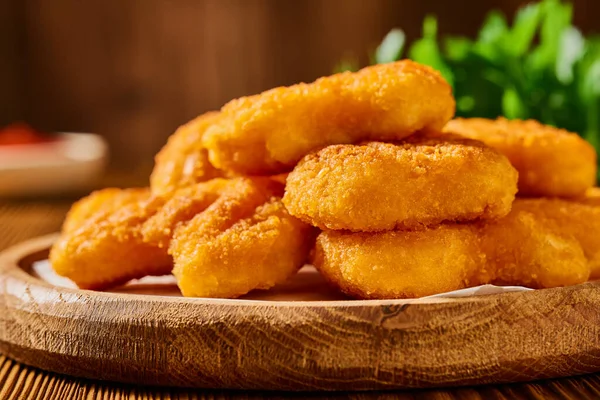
(32, 260), (533, 300)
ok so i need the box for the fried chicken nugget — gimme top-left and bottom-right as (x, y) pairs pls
(314, 226), (481, 299)
(444, 118), (597, 197)
(142, 179), (231, 248)
(510, 198), (600, 279)
(202, 60), (455, 175)
(143, 177), (315, 298)
(61, 188), (139, 233)
(577, 187), (600, 207)
(150, 112), (226, 196)
(314, 199), (591, 299)
(477, 202), (590, 288)
(50, 188), (172, 290)
(283, 133), (518, 232)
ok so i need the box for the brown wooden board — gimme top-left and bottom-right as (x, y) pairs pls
(1, 234), (600, 391)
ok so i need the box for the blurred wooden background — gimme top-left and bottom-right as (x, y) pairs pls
(1, 0), (598, 182)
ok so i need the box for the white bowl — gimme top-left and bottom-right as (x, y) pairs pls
(0, 133), (108, 197)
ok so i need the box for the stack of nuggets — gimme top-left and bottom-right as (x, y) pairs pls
(51, 176), (319, 298)
(50, 59), (600, 299)
(291, 118), (599, 299)
(51, 60), (452, 298)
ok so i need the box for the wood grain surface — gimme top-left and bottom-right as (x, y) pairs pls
(3, 353), (600, 400)
(2, 353), (600, 400)
(2, 201), (600, 399)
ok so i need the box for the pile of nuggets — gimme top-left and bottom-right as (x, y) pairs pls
(50, 60), (600, 299)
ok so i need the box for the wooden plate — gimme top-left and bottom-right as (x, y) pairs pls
(1, 235), (600, 391)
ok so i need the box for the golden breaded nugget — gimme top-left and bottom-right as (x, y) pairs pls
(576, 187), (600, 207)
(284, 133), (518, 232)
(313, 226), (480, 299)
(313, 198), (591, 299)
(172, 198), (313, 298)
(142, 179), (233, 248)
(53, 178), (313, 297)
(159, 178), (314, 298)
(203, 60), (455, 175)
(477, 202), (590, 288)
(510, 198), (600, 279)
(61, 188), (141, 233)
(50, 188), (172, 290)
(444, 118), (597, 197)
(150, 112), (226, 196)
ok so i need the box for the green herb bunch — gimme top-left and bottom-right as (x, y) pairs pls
(337, 0), (600, 178)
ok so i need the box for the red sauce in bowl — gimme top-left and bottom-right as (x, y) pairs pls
(0, 123), (56, 146)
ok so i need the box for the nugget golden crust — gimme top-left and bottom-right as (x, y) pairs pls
(61, 188), (142, 233)
(444, 118), (597, 197)
(509, 198), (600, 279)
(142, 178), (234, 248)
(284, 133), (518, 232)
(161, 178), (314, 298)
(52, 178), (313, 297)
(313, 198), (591, 299)
(477, 202), (590, 288)
(203, 60), (455, 175)
(150, 112), (226, 196)
(50, 188), (172, 290)
(314, 227), (481, 299)
(576, 187), (600, 207)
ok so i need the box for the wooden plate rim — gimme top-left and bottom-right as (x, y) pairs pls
(3, 234), (600, 391)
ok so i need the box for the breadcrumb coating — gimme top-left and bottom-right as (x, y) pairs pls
(51, 178), (313, 297)
(162, 178), (315, 298)
(444, 118), (597, 197)
(150, 112), (226, 196)
(203, 60), (455, 175)
(576, 187), (600, 207)
(50, 188), (172, 290)
(313, 198), (594, 299)
(284, 133), (518, 232)
(510, 197), (600, 279)
(314, 226), (481, 299)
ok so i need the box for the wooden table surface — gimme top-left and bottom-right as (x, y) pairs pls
(2, 199), (600, 399)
